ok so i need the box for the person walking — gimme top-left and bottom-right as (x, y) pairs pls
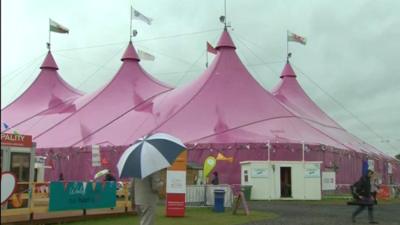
(133, 171), (163, 225)
(351, 170), (378, 224)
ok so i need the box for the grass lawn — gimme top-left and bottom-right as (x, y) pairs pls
(66, 206), (277, 225)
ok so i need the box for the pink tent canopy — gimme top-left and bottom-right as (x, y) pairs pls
(271, 62), (390, 159)
(24, 42), (171, 148)
(26, 29), (398, 185)
(73, 29), (353, 150)
(1, 52), (83, 131)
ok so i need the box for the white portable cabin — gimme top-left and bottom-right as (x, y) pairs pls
(240, 161), (322, 200)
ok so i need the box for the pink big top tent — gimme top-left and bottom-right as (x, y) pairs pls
(30, 42), (171, 148)
(1, 51), (83, 131)
(48, 29), (400, 185)
(23, 29), (398, 185)
(74, 29), (350, 148)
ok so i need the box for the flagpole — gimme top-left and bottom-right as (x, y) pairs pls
(267, 140), (271, 163)
(48, 18), (51, 50)
(206, 44), (208, 68)
(286, 30), (289, 63)
(224, 0), (227, 28)
(130, 5), (133, 41)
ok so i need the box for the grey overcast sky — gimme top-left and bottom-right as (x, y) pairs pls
(1, 0), (399, 156)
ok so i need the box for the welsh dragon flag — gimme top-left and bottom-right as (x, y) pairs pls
(288, 31), (306, 45)
(50, 19), (69, 33)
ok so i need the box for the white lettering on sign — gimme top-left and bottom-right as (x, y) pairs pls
(1, 133), (25, 142)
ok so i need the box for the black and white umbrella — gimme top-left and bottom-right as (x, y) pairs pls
(117, 133), (186, 179)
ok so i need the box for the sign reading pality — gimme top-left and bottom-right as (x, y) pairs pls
(304, 164), (320, 178)
(322, 171), (336, 190)
(49, 181), (116, 211)
(1, 133), (33, 147)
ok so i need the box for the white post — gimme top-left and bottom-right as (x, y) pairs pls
(286, 30), (289, 61)
(302, 141), (306, 199)
(130, 5), (133, 41)
(48, 18), (51, 50)
(267, 140), (271, 199)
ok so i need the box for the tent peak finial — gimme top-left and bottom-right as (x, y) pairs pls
(40, 51), (59, 70)
(280, 61), (296, 79)
(121, 42), (140, 61)
(216, 29), (236, 50)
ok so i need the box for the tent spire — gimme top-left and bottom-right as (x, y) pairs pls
(215, 29), (236, 50)
(40, 51), (59, 70)
(121, 41), (140, 61)
(280, 61), (296, 78)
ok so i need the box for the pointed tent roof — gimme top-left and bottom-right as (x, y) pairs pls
(272, 62), (388, 158)
(40, 51), (59, 70)
(1, 51), (83, 131)
(75, 30), (352, 150)
(272, 62), (341, 128)
(33, 42), (172, 148)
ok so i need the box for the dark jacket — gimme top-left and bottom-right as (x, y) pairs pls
(105, 174), (116, 181)
(351, 175), (371, 199)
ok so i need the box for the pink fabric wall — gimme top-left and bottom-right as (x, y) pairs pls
(37, 144), (400, 186)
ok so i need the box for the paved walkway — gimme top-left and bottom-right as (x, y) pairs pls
(243, 201), (400, 225)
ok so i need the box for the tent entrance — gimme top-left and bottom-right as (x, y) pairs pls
(280, 167), (292, 198)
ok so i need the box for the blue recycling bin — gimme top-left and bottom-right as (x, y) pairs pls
(213, 189), (225, 212)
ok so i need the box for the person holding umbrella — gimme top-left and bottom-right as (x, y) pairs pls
(118, 133), (186, 225)
(132, 171), (163, 225)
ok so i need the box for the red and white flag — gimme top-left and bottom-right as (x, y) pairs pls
(287, 31), (306, 45)
(207, 42), (217, 54)
(49, 19), (69, 34)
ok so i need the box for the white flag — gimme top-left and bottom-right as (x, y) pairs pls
(49, 19), (69, 33)
(138, 49), (155, 61)
(131, 7), (153, 25)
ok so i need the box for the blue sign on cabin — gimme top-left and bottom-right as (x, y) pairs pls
(49, 181), (116, 211)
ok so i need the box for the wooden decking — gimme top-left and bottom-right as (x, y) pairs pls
(1, 182), (136, 225)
